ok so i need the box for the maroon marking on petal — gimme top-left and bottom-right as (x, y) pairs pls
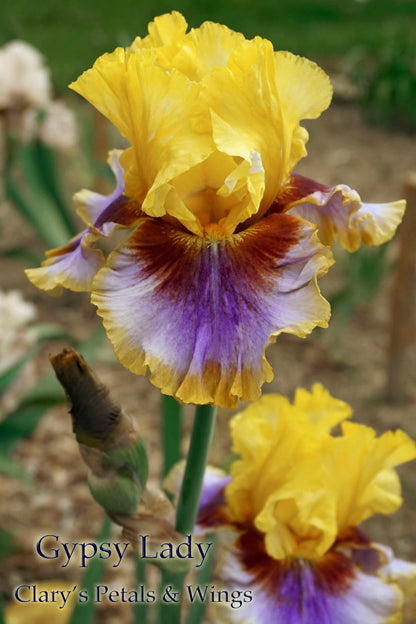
(237, 530), (280, 588)
(197, 483), (232, 529)
(336, 527), (384, 576)
(314, 551), (356, 594)
(236, 530), (355, 600)
(335, 525), (372, 550)
(128, 214), (303, 296)
(95, 210), (323, 406)
(269, 173), (330, 214)
(94, 195), (142, 229)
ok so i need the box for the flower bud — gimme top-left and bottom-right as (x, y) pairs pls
(50, 348), (148, 514)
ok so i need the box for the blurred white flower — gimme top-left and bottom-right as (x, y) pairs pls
(0, 40), (79, 151)
(19, 100), (79, 150)
(39, 100), (78, 152)
(20, 107), (38, 143)
(0, 40), (52, 110)
(0, 289), (37, 374)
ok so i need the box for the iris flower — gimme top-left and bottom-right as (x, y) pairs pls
(26, 13), (404, 408)
(182, 384), (416, 623)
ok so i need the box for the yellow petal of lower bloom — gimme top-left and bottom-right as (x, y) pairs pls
(323, 423), (416, 533)
(255, 469), (337, 560)
(225, 386), (416, 561)
(294, 382), (352, 432)
(226, 394), (324, 524)
(226, 395), (339, 559)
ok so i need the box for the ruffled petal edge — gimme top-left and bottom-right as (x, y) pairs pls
(276, 173), (405, 251)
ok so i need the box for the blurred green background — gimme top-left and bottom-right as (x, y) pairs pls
(1, 0), (416, 92)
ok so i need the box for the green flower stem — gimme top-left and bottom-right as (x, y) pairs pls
(134, 555), (147, 624)
(162, 395), (182, 478)
(175, 404), (217, 534)
(185, 533), (215, 624)
(157, 404), (217, 624)
(68, 514), (112, 624)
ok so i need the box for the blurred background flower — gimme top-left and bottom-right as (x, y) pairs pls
(0, 38), (80, 257)
(0, 288), (37, 375)
(0, 40), (51, 110)
(21, 100), (78, 153)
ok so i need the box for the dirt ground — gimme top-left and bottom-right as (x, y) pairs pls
(0, 100), (415, 623)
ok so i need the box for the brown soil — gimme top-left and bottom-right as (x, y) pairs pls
(0, 101), (415, 623)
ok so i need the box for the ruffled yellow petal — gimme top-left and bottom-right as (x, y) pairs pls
(293, 382), (352, 433)
(181, 20), (246, 79)
(142, 11), (188, 49)
(157, 19), (247, 81)
(274, 51), (333, 120)
(226, 394), (324, 524)
(226, 396), (339, 559)
(163, 149), (263, 236)
(273, 51), (333, 172)
(70, 46), (136, 139)
(70, 47), (214, 220)
(132, 14), (248, 81)
(70, 14), (333, 236)
(323, 423), (416, 534)
(255, 464), (337, 560)
(205, 41), (332, 220)
(225, 385), (416, 561)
